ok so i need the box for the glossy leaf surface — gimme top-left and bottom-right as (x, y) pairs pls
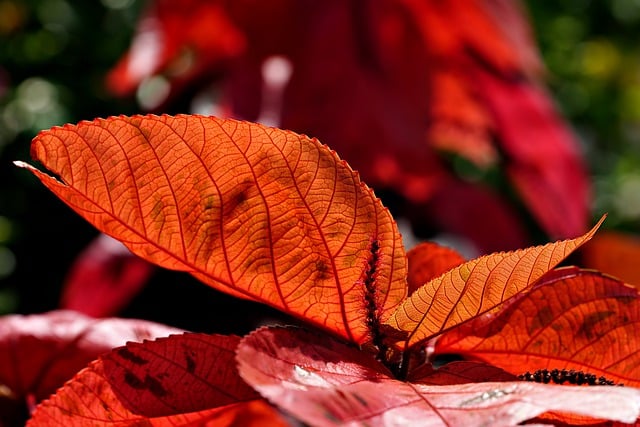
(17, 114), (407, 344)
(436, 267), (640, 387)
(28, 333), (287, 426)
(0, 311), (181, 426)
(386, 218), (604, 348)
(237, 326), (640, 426)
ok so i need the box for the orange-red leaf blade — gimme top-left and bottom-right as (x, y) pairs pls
(435, 267), (640, 387)
(237, 326), (640, 426)
(17, 114), (407, 344)
(385, 217), (604, 348)
(406, 242), (465, 296)
(28, 333), (286, 426)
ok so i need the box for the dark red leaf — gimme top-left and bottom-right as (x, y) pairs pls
(473, 66), (590, 240)
(102, 333), (258, 416)
(60, 234), (154, 317)
(28, 333), (288, 426)
(419, 179), (530, 253)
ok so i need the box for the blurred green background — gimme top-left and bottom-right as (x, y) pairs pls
(0, 0), (638, 326)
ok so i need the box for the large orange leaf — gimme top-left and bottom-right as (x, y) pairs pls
(435, 267), (640, 387)
(28, 333), (287, 426)
(16, 114), (407, 344)
(385, 217), (604, 348)
(236, 326), (640, 426)
(107, 0), (590, 253)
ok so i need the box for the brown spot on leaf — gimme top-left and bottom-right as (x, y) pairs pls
(117, 348), (149, 365)
(124, 371), (168, 398)
(185, 352), (196, 374)
(528, 306), (555, 335)
(223, 180), (253, 220)
(315, 260), (331, 281)
(577, 310), (615, 340)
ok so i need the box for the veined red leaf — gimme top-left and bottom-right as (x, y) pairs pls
(28, 333), (287, 426)
(237, 326), (640, 426)
(0, 310), (181, 426)
(385, 217), (604, 348)
(406, 242), (465, 296)
(60, 234), (154, 317)
(435, 267), (640, 387)
(16, 114), (407, 345)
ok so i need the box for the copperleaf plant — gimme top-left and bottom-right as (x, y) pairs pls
(63, 0), (593, 319)
(108, 0), (591, 252)
(13, 115), (640, 426)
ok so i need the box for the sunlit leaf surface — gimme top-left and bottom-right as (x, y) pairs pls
(17, 114), (407, 344)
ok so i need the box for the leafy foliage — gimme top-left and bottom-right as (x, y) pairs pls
(0, 310), (182, 426)
(13, 115), (640, 426)
(106, 0), (590, 253)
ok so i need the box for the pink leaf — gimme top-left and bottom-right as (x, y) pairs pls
(237, 326), (640, 426)
(0, 310), (181, 424)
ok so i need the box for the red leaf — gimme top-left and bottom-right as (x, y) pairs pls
(435, 267), (640, 387)
(409, 361), (516, 385)
(60, 234), (154, 317)
(106, 0), (247, 99)
(17, 114), (407, 345)
(0, 311), (181, 425)
(581, 231), (640, 289)
(386, 218), (604, 349)
(473, 67), (590, 240)
(237, 326), (640, 426)
(28, 333), (287, 426)
(406, 242), (465, 296)
(102, 333), (258, 416)
(421, 179), (531, 253)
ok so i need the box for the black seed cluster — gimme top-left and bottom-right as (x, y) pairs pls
(519, 369), (622, 386)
